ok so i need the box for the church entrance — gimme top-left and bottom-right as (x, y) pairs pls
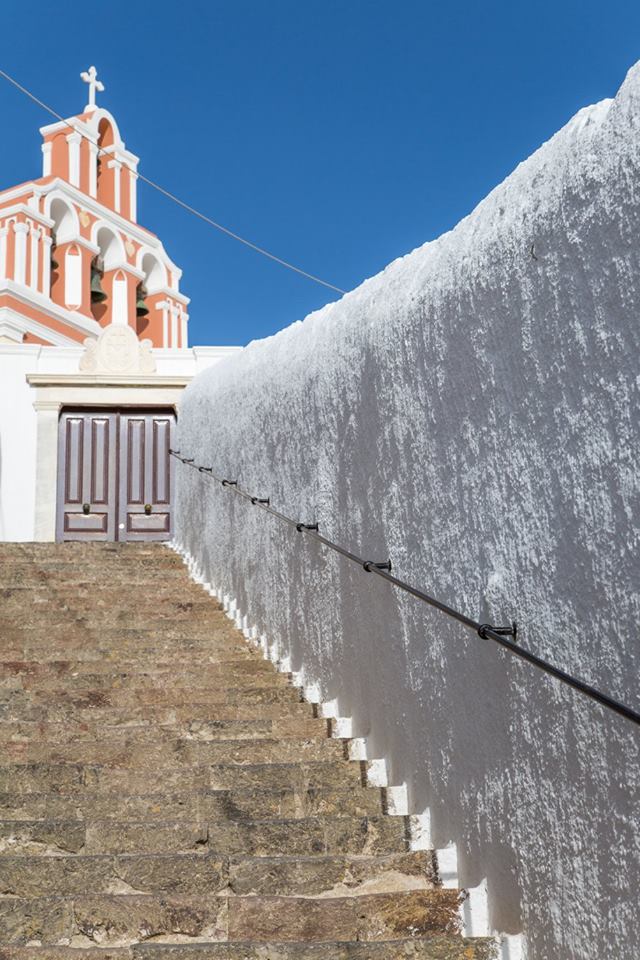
(56, 408), (176, 542)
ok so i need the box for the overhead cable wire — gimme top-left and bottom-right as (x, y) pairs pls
(0, 66), (347, 296)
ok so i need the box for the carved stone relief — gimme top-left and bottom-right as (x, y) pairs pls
(79, 322), (156, 375)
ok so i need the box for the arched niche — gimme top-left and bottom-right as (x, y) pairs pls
(92, 223), (126, 271)
(46, 195), (80, 301)
(90, 224), (126, 325)
(87, 109), (124, 207)
(85, 108), (124, 150)
(47, 195), (79, 244)
(138, 250), (167, 293)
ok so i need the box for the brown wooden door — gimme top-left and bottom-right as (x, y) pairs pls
(57, 411), (118, 541)
(118, 411), (174, 541)
(57, 408), (175, 542)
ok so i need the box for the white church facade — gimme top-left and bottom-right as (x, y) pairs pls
(0, 67), (239, 542)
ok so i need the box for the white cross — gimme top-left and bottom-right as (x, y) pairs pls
(80, 65), (104, 112)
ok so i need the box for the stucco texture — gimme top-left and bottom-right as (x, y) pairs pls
(175, 63), (640, 959)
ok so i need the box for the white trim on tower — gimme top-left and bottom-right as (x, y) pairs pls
(13, 222), (29, 286)
(0, 278), (101, 337)
(64, 245), (82, 308)
(0, 306), (80, 346)
(108, 159), (122, 214)
(88, 142), (98, 198)
(66, 132), (82, 188)
(29, 225), (41, 291)
(129, 168), (137, 221)
(112, 271), (128, 325)
(41, 142), (53, 177)
(0, 227), (8, 282)
(41, 234), (52, 295)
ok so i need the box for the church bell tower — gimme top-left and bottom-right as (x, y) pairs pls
(0, 66), (189, 348)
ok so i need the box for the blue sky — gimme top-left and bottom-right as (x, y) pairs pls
(0, 1), (638, 346)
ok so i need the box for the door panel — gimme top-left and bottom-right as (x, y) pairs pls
(57, 411), (117, 541)
(57, 408), (175, 543)
(118, 411), (175, 541)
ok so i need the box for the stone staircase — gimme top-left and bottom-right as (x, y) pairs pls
(0, 542), (496, 959)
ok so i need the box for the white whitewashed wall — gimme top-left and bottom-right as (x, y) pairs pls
(175, 63), (640, 959)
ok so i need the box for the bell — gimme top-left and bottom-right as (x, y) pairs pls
(90, 270), (107, 303)
(136, 284), (149, 318)
(50, 233), (58, 271)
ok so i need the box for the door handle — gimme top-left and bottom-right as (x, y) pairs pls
(82, 503), (91, 515)
(144, 504), (152, 515)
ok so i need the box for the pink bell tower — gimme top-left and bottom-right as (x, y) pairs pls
(0, 66), (189, 348)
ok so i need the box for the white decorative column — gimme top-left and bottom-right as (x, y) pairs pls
(41, 141), (52, 177)
(181, 311), (188, 348)
(41, 234), (52, 295)
(158, 300), (169, 346)
(108, 159), (123, 213)
(64, 247), (82, 308)
(112, 272), (128, 324)
(29, 225), (41, 290)
(170, 305), (178, 348)
(88, 142), (99, 198)
(66, 132), (82, 188)
(128, 168), (137, 221)
(0, 227), (8, 281)
(33, 400), (61, 542)
(13, 222), (29, 285)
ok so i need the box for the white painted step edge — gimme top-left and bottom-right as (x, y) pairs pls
(171, 539), (526, 957)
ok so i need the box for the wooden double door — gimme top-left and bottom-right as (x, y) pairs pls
(56, 408), (176, 542)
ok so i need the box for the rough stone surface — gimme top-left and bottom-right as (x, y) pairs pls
(175, 63), (640, 958)
(0, 543), (495, 959)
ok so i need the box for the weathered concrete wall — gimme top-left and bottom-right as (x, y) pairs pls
(175, 63), (640, 959)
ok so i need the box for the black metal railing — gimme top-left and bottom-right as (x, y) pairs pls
(170, 449), (640, 729)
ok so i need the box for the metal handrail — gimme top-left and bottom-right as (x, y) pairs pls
(170, 449), (640, 729)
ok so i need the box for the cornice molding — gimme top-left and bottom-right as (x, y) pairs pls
(26, 373), (192, 388)
(0, 203), (54, 228)
(0, 280), (101, 337)
(0, 306), (80, 347)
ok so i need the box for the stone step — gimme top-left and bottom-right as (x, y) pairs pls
(0, 894), (227, 946)
(0, 850), (434, 898)
(0, 554), (183, 566)
(2, 579), (206, 592)
(0, 700), (315, 725)
(4, 667), (288, 693)
(0, 600), (219, 619)
(1, 684), (304, 715)
(0, 624), (247, 641)
(0, 784), (384, 822)
(0, 659), (272, 680)
(0, 579), (197, 592)
(0, 890), (459, 946)
(2, 737), (346, 767)
(0, 852), (228, 897)
(0, 814), (407, 858)
(0, 615), (228, 631)
(0, 543), (495, 959)
(0, 642), (257, 663)
(0, 940), (498, 959)
(0, 760), (364, 796)
(226, 889), (461, 942)
(0, 716), (329, 743)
